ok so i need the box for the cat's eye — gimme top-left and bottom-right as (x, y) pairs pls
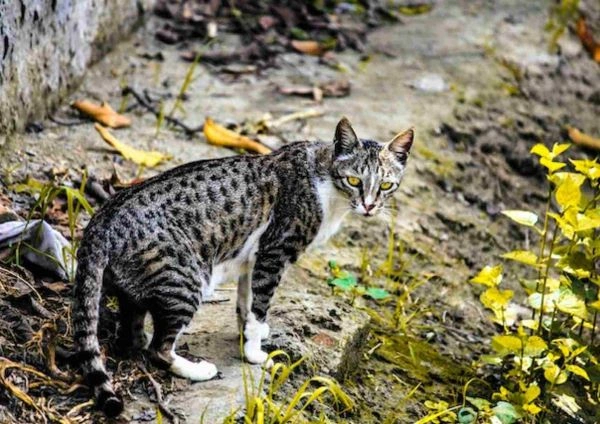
(346, 176), (361, 187)
(380, 182), (393, 190)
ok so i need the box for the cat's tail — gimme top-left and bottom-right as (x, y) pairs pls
(72, 252), (123, 417)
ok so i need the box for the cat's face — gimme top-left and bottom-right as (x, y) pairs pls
(330, 118), (414, 217)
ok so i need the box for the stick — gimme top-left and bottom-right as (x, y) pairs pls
(121, 86), (204, 135)
(138, 363), (179, 424)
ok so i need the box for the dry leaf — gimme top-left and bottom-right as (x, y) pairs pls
(576, 17), (600, 63)
(291, 40), (324, 56)
(203, 117), (272, 154)
(72, 100), (131, 128)
(94, 124), (172, 167)
(567, 126), (600, 151)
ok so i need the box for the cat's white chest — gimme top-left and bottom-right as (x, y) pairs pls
(310, 180), (349, 248)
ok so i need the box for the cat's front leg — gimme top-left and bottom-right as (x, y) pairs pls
(237, 272), (269, 340)
(243, 240), (297, 365)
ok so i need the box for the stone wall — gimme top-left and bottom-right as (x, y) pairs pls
(0, 0), (151, 134)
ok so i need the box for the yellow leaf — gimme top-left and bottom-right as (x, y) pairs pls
(566, 365), (589, 380)
(544, 364), (568, 385)
(556, 288), (588, 320)
(470, 265), (503, 287)
(524, 336), (548, 357)
(523, 385), (541, 404)
(570, 158), (600, 180)
(576, 212), (600, 232)
(501, 210), (538, 227)
(492, 335), (522, 356)
(481, 287), (513, 310)
(73, 100), (131, 128)
(540, 157), (566, 173)
(94, 124), (172, 167)
(502, 250), (538, 266)
(551, 143), (570, 157)
(555, 173), (582, 209)
(523, 403), (542, 415)
(530, 143), (551, 159)
(203, 117), (272, 154)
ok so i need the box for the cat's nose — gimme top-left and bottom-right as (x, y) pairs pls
(364, 203), (375, 212)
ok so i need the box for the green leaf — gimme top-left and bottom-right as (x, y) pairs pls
(365, 287), (390, 300)
(466, 397), (492, 411)
(491, 335), (522, 356)
(457, 407), (477, 424)
(501, 210), (538, 227)
(502, 250), (538, 266)
(492, 401), (522, 424)
(328, 277), (357, 291)
(470, 265), (503, 287)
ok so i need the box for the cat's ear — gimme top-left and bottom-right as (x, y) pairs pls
(334, 117), (360, 156)
(386, 127), (414, 163)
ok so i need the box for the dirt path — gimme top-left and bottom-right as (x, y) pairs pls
(1, 0), (599, 422)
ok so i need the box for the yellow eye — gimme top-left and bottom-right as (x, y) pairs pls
(380, 182), (393, 190)
(346, 176), (361, 187)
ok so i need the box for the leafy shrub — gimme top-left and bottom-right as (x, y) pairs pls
(466, 143), (600, 423)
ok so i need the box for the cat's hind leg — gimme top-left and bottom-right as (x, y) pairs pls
(146, 275), (218, 381)
(117, 295), (149, 353)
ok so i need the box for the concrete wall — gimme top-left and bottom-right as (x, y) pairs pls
(0, 0), (151, 134)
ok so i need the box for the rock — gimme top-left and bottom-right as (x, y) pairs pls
(407, 74), (448, 93)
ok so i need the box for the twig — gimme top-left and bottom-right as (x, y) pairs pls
(203, 298), (230, 304)
(49, 116), (91, 127)
(138, 363), (179, 424)
(121, 86), (204, 135)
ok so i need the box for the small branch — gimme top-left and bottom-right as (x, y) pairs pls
(138, 363), (179, 424)
(122, 86), (204, 135)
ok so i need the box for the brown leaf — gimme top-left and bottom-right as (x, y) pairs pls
(203, 117), (271, 154)
(41, 281), (69, 294)
(576, 17), (600, 63)
(568, 126), (600, 151)
(291, 40), (325, 56)
(312, 332), (336, 347)
(72, 100), (131, 128)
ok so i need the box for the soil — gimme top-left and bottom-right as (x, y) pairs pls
(1, 0), (599, 423)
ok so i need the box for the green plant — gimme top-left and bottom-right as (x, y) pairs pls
(9, 174), (93, 281)
(545, 0), (580, 52)
(464, 143), (600, 422)
(327, 260), (390, 304)
(224, 350), (353, 424)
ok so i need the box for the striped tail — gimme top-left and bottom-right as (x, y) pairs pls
(72, 255), (123, 417)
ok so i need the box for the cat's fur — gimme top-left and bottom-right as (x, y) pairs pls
(72, 118), (414, 416)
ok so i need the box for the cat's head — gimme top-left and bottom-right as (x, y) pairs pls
(330, 117), (414, 217)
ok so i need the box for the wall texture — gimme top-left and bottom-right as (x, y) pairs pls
(0, 0), (151, 134)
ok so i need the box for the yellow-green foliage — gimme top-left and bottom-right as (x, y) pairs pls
(465, 143), (599, 423)
(224, 350), (353, 424)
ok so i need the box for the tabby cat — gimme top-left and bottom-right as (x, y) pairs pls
(72, 118), (414, 416)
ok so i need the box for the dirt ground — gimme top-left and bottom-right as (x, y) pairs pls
(1, 0), (600, 423)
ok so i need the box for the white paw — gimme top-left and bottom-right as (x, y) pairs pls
(258, 322), (270, 340)
(244, 343), (273, 368)
(170, 355), (218, 381)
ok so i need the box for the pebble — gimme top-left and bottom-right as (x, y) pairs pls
(407, 73), (448, 93)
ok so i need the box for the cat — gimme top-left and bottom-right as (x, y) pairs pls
(71, 117), (414, 416)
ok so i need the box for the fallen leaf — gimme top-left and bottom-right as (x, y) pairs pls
(567, 126), (600, 151)
(291, 40), (325, 56)
(203, 117), (272, 154)
(72, 100), (131, 128)
(94, 124), (172, 167)
(576, 17), (600, 63)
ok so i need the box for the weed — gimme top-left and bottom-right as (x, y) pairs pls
(423, 143), (599, 423)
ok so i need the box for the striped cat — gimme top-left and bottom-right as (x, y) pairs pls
(72, 118), (414, 416)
